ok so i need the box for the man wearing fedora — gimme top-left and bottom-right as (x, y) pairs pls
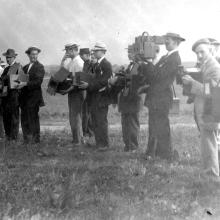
(79, 42), (112, 150)
(61, 43), (84, 147)
(79, 48), (93, 138)
(146, 33), (185, 161)
(19, 47), (45, 144)
(1, 49), (24, 141)
(182, 39), (220, 177)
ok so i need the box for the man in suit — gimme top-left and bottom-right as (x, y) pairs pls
(146, 33), (185, 160)
(79, 42), (112, 150)
(183, 39), (220, 177)
(117, 49), (154, 152)
(1, 49), (24, 141)
(61, 44), (84, 147)
(79, 48), (93, 138)
(19, 47), (45, 144)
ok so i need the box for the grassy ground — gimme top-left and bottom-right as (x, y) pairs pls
(0, 124), (220, 220)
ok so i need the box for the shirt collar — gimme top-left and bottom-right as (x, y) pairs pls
(97, 55), (105, 64)
(167, 48), (178, 57)
(9, 61), (16, 66)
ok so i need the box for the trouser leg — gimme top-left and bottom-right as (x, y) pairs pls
(121, 113), (130, 149)
(68, 92), (83, 144)
(21, 107), (31, 142)
(3, 107), (11, 140)
(0, 107), (4, 139)
(28, 106), (40, 143)
(200, 127), (219, 176)
(129, 112), (140, 150)
(91, 106), (109, 147)
(146, 108), (157, 157)
(154, 108), (172, 160)
(82, 100), (93, 137)
(11, 106), (19, 140)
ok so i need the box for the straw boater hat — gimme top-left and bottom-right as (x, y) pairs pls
(63, 43), (79, 51)
(25, 46), (41, 54)
(92, 42), (107, 51)
(2, 49), (18, 57)
(163, 33), (186, 42)
(192, 38), (211, 52)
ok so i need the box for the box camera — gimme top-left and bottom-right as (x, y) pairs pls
(129, 32), (165, 59)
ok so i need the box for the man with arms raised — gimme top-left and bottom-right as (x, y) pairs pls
(61, 44), (84, 147)
(146, 33), (185, 161)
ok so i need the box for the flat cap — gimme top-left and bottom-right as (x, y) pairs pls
(63, 43), (79, 51)
(192, 38), (210, 52)
(208, 38), (220, 46)
(163, 32), (185, 41)
(25, 46), (41, 54)
(92, 42), (107, 51)
(79, 48), (90, 55)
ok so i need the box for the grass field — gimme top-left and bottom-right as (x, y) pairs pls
(0, 123), (220, 219)
(1, 78), (220, 219)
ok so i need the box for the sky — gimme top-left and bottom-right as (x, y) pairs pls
(0, 0), (220, 65)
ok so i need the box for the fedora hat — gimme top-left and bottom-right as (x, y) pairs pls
(63, 43), (79, 51)
(163, 33), (185, 42)
(25, 46), (41, 54)
(2, 49), (18, 57)
(192, 38), (211, 52)
(79, 48), (90, 55)
(92, 42), (107, 51)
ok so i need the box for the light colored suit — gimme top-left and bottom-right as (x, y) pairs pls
(191, 57), (220, 176)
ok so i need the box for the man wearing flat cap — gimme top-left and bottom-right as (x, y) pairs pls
(79, 42), (112, 150)
(183, 39), (220, 177)
(61, 43), (84, 147)
(1, 49), (24, 141)
(19, 47), (45, 144)
(146, 33), (185, 161)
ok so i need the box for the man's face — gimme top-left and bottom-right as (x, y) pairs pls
(195, 44), (212, 64)
(94, 50), (105, 59)
(65, 48), (78, 58)
(91, 54), (97, 64)
(6, 56), (15, 65)
(128, 52), (134, 61)
(28, 50), (39, 63)
(81, 54), (90, 61)
(165, 37), (178, 51)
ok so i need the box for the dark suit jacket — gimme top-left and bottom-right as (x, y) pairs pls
(147, 51), (181, 110)
(1, 62), (23, 109)
(88, 57), (112, 108)
(118, 61), (154, 113)
(19, 61), (45, 108)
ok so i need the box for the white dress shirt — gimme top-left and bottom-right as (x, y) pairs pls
(27, 63), (34, 73)
(167, 48), (178, 57)
(63, 55), (84, 77)
(0, 66), (3, 76)
(97, 55), (105, 64)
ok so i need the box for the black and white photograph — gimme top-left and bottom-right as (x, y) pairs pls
(0, 0), (220, 219)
